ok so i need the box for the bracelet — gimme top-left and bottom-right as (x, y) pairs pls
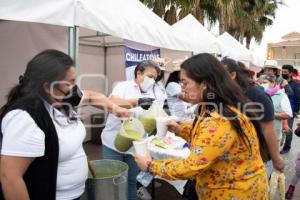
(146, 160), (152, 172)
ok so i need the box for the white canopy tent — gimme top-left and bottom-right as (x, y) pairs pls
(172, 14), (227, 55)
(0, 0), (195, 56)
(0, 0), (196, 93)
(75, 0), (194, 52)
(0, 0), (75, 26)
(218, 32), (254, 65)
(0, 0), (193, 140)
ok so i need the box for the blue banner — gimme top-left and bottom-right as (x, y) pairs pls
(124, 46), (160, 80)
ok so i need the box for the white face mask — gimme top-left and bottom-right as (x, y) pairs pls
(140, 76), (155, 92)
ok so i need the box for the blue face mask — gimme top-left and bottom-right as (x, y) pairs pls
(260, 83), (270, 91)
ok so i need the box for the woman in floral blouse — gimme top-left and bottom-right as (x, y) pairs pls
(135, 53), (268, 199)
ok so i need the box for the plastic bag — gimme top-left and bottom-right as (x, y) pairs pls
(136, 172), (155, 187)
(139, 103), (168, 134)
(114, 118), (145, 152)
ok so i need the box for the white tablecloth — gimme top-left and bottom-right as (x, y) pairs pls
(145, 132), (190, 194)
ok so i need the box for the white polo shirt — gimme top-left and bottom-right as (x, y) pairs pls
(166, 82), (189, 120)
(1, 102), (88, 200)
(152, 82), (167, 107)
(101, 80), (155, 152)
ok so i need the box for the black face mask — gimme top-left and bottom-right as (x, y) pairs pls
(282, 74), (289, 80)
(61, 84), (83, 107)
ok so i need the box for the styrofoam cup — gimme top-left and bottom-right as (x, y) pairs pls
(156, 117), (169, 137)
(133, 140), (148, 156)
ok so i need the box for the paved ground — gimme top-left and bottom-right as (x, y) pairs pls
(277, 117), (300, 200)
(83, 117), (300, 199)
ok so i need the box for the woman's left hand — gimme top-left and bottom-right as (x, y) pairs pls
(135, 153), (152, 172)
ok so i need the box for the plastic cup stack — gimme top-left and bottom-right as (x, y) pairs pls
(156, 117), (170, 138)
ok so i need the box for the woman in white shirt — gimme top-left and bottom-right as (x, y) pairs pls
(0, 49), (129, 200)
(153, 70), (167, 107)
(102, 60), (160, 200)
(165, 71), (191, 120)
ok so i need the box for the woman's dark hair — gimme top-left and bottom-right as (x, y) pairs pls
(134, 60), (160, 79)
(0, 49), (74, 119)
(181, 53), (266, 152)
(165, 71), (180, 86)
(221, 58), (253, 90)
(156, 70), (165, 82)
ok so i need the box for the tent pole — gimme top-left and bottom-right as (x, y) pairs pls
(68, 27), (74, 58)
(68, 26), (80, 76)
(74, 26), (80, 76)
(104, 46), (107, 76)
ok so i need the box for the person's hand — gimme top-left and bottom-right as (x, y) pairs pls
(166, 120), (181, 133)
(112, 105), (131, 118)
(138, 98), (155, 110)
(134, 153), (152, 172)
(273, 157), (285, 172)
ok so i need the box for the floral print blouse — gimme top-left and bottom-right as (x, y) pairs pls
(149, 107), (268, 199)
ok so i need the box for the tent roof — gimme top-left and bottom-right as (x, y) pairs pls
(172, 14), (225, 54)
(75, 0), (193, 51)
(0, 0), (194, 51)
(0, 0), (75, 26)
(218, 32), (253, 62)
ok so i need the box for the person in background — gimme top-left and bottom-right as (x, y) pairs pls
(222, 58), (284, 177)
(263, 60), (293, 98)
(259, 74), (292, 144)
(135, 53), (268, 199)
(152, 65), (167, 107)
(285, 151), (300, 199)
(292, 68), (300, 83)
(285, 123), (300, 199)
(0, 49), (130, 200)
(258, 74), (291, 147)
(164, 70), (189, 119)
(280, 64), (300, 154)
(101, 60), (160, 200)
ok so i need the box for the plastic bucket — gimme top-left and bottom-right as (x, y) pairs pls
(83, 159), (128, 200)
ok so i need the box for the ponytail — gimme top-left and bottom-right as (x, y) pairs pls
(0, 49), (74, 123)
(0, 75), (29, 117)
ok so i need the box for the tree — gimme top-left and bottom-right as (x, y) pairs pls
(225, 0), (279, 48)
(194, 0), (279, 48)
(140, 0), (205, 25)
(140, 0), (280, 49)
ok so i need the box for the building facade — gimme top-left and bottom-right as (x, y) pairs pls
(267, 32), (300, 68)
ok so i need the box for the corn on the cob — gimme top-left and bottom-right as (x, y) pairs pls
(269, 170), (285, 200)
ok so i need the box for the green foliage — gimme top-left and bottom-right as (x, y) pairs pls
(140, 0), (281, 48)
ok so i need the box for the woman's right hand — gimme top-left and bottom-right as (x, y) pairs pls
(273, 156), (285, 172)
(166, 120), (181, 134)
